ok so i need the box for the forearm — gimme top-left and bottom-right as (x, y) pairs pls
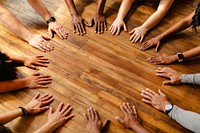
(34, 122), (55, 133)
(158, 11), (194, 40)
(4, 52), (26, 63)
(27, 0), (51, 21)
(141, 0), (174, 31)
(0, 4), (33, 42)
(0, 109), (22, 124)
(182, 45), (200, 59)
(181, 73), (200, 85)
(96, 0), (106, 15)
(131, 124), (150, 133)
(116, 0), (134, 20)
(64, 0), (79, 16)
(168, 105), (200, 132)
(0, 78), (27, 93)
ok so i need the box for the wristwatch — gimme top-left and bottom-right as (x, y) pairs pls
(164, 103), (173, 114)
(46, 17), (56, 24)
(177, 53), (184, 62)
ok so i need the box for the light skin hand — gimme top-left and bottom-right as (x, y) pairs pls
(25, 93), (54, 114)
(140, 36), (161, 52)
(24, 55), (49, 70)
(109, 18), (127, 35)
(156, 67), (182, 85)
(48, 22), (68, 39)
(129, 26), (147, 43)
(25, 73), (52, 89)
(141, 88), (170, 112)
(91, 14), (107, 34)
(147, 54), (178, 65)
(84, 107), (109, 133)
(116, 103), (141, 129)
(72, 14), (89, 35)
(28, 34), (54, 52)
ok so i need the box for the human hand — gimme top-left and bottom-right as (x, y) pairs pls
(129, 26), (147, 43)
(72, 14), (89, 35)
(91, 14), (107, 34)
(25, 73), (52, 89)
(46, 103), (74, 131)
(24, 55), (49, 70)
(141, 88), (170, 112)
(24, 93), (53, 115)
(147, 54), (178, 65)
(116, 103), (141, 130)
(156, 67), (182, 85)
(84, 107), (109, 133)
(48, 22), (68, 39)
(109, 18), (127, 35)
(28, 34), (54, 52)
(140, 36), (161, 52)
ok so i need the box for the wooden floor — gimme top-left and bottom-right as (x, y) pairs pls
(0, 0), (200, 132)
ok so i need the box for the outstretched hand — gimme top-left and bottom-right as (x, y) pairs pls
(72, 14), (89, 35)
(141, 36), (161, 52)
(28, 34), (54, 52)
(129, 26), (147, 43)
(116, 103), (141, 130)
(148, 54), (177, 65)
(141, 88), (170, 112)
(84, 107), (109, 133)
(91, 14), (107, 34)
(24, 93), (53, 115)
(24, 55), (49, 70)
(109, 18), (127, 35)
(48, 22), (68, 39)
(156, 67), (182, 85)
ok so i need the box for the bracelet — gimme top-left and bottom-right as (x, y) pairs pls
(18, 106), (29, 117)
(46, 17), (56, 25)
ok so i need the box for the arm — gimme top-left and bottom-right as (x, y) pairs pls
(109, 0), (134, 35)
(0, 73), (52, 93)
(168, 105), (200, 132)
(64, 0), (89, 35)
(141, 11), (195, 51)
(27, 0), (68, 39)
(0, 93), (53, 124)
(130, 0), (174, 43)
(181, 73), (200, 85)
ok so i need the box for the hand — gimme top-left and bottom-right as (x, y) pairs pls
(91, 14), (107, 34)
(25, 93), (54, 114)
(48, 21), (68, 39)
(84, 107), (109, 133)
(72, 14), (89, 35)
(24, 55), (49, 70)
(46, 103), (74, 131)
(25, 73), (52, 89)
(28, 34), (54, 52)
(147, 54), (177, 65)
(129, 26), (147, 43)
(156, 67), (182, 85)
(116, 103), (141, 130)
(109, 18), (127, 35)
(140, 36), (161, 52)
(141, 88), (170, 112)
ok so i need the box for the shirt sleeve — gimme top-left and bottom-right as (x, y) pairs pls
(181, 73), (200, 85)
(168, 105), (200, 132)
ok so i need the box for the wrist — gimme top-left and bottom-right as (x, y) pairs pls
(131, 123), (144, 132)
(35, 122), (55, 133)
(162, 101), (171, 112)
(173, 54), (179, 62)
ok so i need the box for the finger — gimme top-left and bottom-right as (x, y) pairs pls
(29, 65), (37, 69)
(56, 102), (64, 112)
(48, 28), (53, 38)
(33, 93), (40, 99)
(116, 26), (120, 36)
(84, 19), (90, 27)
(63, 106), (73, 116)
(146, 88), (157, 96)
(83, 113), (89, 121)
(104, 21), (107, 31)
(40, 94), (53, 101)
(38, 80), (52, 85)
(111, 26), (117, 35)
(90, 108), (95, 120)
(37, 85), (49, 88)
(123, 103), (131, 114)
(163, 80), (175, 85)
(64, 114), (74, 120)
(95, 22), (98, 33)
(61, 103), (70, 114)
(49, 107), (53, 115)
(134, 35), (141, 43)
(41, 97), (54, 106)
(87, 108), (92, 120)
(35, 45), (46, 52)
(93, 108), (99, 120)
(102, 119), (110, 132)
(57, 29), (64, 39)
(141, 92), (152, 100)
(140, 35), (144, 42)
(132, 106), (137, 116)
(129, 29), (135, 34)
(40, 93), (50, 100)
(155, 43), (160, 52)
(40, 43), (51, 52)
(142, 98), (152, 104)
(37, 59), (49, 63)
(77, 23), (83, 35)
(73, 24), (76, 33)
(109, 25), (113, 31)
(129, 34), (135, 41)
(123, 24), (128, 32)
(42, 36), (50, 40)
(120, 104), (127, 115)
(37, 106), (50, 112)
(126, 103), (133, 113)
(33, 72), (40, 76)
(116, 116), (124, 124)
(80, 23), (86, 34)
(158, 89), (166, 96)
(101, 23), (104, 33)
(35, 62), (48, 67)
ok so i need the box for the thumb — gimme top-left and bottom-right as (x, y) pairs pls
(155, 43), (160, 52)
(158, 89), (166, 96)
(48, 107), (53, 115)
(48, 28), (53, 38)
(33, 72), (40, 76)
(123, 24), (128, 31)
(116, 116), (124, 124)
(30, 65), (38, 70)
(163, 80), (174, 85)
(84, 19), (90, 27)
(102, 119), (110, 133)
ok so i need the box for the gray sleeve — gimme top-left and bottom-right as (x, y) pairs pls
(181, 73), (200, 85)
(168, 105), (200, 132)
